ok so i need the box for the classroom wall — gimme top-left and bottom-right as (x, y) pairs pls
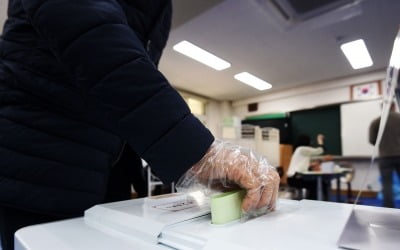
(232, 70), (386, 119)
(341, 100), (382, 156)
(204, 100), (232, 138)
(231, 71), (387, 193)
(204, 100), (222, 137)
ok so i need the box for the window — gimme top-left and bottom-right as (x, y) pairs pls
(187, 98), (205, 116)
(178, 91), (207, 116)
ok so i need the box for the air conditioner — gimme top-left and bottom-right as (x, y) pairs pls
(253, 0), (364, 31)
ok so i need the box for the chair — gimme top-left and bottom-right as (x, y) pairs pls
(143, 160), (175, 197)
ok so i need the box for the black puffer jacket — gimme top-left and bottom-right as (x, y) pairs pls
(0, 0), (214, 216)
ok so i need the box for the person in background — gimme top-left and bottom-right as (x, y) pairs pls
(286, 134), (325, 199)
(369, 102), (400, 208)
(0, 1), (280, 249)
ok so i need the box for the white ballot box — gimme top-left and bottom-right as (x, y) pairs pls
(15, 197), (400, 250)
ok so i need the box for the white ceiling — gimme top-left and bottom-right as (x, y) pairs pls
(160, 0), (400, 101)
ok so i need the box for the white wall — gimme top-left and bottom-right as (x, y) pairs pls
(341, 100), (382, 156)
(178, 89), (226, 138)
(205, 100), (222, 137)
(0, 0), (7, 33)
(210, 70), (386, 145)
(204, 100), (234, 138)
(220, 101), (232, 118)
(232, 70), (386, 118)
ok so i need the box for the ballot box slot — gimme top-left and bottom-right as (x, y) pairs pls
(84, 197), (211, 245)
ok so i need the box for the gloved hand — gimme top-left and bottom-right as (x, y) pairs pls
(177, 140), (280, 217)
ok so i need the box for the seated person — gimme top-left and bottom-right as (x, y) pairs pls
(287, 134), (326, 200)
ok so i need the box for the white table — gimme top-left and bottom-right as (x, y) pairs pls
(311, 156), (381, 193)
(299, 169), (350, 201)
(15, 199), (358, 250)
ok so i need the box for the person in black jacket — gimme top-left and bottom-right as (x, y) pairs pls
(0, 1), (280, 249)
(369, 103), (400, 208)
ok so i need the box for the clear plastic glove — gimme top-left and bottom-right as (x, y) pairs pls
(176, 140), (280, 218)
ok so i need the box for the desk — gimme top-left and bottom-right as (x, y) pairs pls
(311, 156), (380, 193)
(15, 199), (363, 250)
(299, 169), (349, 201)
(312, 156), (371, 161)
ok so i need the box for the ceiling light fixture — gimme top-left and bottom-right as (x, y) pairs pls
(389, 35), (400, 69)
(340, 39), (373, 70)
(173, 40), (231, 71)
(234, 72), (272, 91)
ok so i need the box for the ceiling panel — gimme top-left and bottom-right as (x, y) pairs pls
(160, 0), (400, 100)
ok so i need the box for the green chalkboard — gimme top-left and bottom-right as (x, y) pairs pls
(290, 105), (342, 155)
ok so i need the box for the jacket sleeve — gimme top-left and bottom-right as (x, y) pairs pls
(21, 0), (214, 183)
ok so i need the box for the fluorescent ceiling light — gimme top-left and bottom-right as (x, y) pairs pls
(173, 40), (231, 71)
(234, 72), (272, 91)
(340, 39), (373, 69)
(389, 35), (400, 69)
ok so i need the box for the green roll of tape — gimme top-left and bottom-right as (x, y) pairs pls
(211, 190), (245, 225)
